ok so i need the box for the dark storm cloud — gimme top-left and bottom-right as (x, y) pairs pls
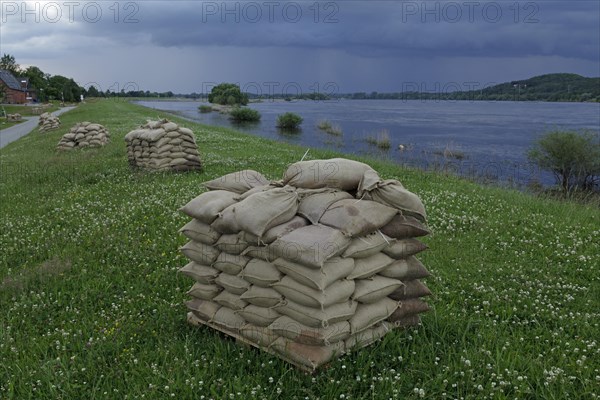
(66, 0), (598, 61)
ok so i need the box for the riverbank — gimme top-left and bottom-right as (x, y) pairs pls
(1, 99), (598, 399)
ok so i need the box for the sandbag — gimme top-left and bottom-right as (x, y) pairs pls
(283, 158), (374, 190)
(213, 290), (248, 310)
(380, 215), (430, 239)
(214, 233), (249, 255)
(245, 216), (309, 245)
(273, 257), (355, 291)
(211, 203), (241, 233)
(347, 252), (394, 280)
(388, 280), (432, 300)
(214, 273), (250, 295)
(179, 262), (220, 284)
(275, 299), (357, 328)
(242, 258), (282, 287)
(213, 252), (250, 275)
(379, 256), (431, 280)
(180, 241), (220, 265)
(234, 187), (299, 238)
(179, 190), (238, 223)
(270, 337), (345, 370)
(319, 199), (397, 237)
(387, 298), (430, 322)
(239, 285), (283, 307)
(349, 298), (398, 334)
(185, 298), (220, 321)
(269, 316), (350, 346)
(187, 282), (222, 300)
(342, 231), (393, 259)
(297, 189), (353, 224)
(357, 169), (427, 221)
(179, 219), (222, 245)
(239, 325), (279, 347)
(204, 170), (269, 194)
(212, 307), (246, 331)
(242, 245), (276, 262)
(382, 238), (428, 259)
(270, 225), (351, 268)
(237, 305), (280, 327)
(352, 276), (404, 304)
(345, 321), (391, 349)
(272, 276), (355, 309)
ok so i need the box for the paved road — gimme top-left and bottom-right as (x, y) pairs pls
(0, 107), (76, 149)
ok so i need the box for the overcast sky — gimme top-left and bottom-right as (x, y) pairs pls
(1, 1), (598, 94)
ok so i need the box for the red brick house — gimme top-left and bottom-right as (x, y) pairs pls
(0, 69), (27, 104)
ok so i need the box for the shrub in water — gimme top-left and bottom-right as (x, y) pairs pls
(277, 112), (303, 129)
(229, 107), (261, 122)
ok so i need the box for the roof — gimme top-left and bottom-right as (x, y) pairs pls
(0, 69), (26, 91)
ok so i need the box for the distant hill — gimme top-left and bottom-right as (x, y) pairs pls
(345, 74), (600, 102)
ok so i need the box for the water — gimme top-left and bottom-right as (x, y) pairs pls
(135, 99), (600, 187)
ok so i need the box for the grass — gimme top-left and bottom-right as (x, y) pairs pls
(198, 105), (213, 113)
(1, 99), (599, 399)
(366, 129), (391, 150)
(1, 103), (60, 116)
(317, 120), (343, 136)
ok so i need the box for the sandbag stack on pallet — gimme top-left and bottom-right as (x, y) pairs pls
(179, 158), (432, 371)
(38, 112), (60, 132)
(124, 119), (202, 171)
(56, 122), (110, 150)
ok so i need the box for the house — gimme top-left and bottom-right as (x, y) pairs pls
(0, 69), (27, 104)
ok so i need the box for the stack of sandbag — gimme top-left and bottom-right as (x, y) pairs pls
(178, 159), (432, 371)
(7, 113), (22, 122)
(38, 112), (60, 132)
(56, 122), (110, 150)
(124, 119), (202, 172)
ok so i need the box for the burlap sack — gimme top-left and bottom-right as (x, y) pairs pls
(269, 316), (351, 346)
(319, 199), (397, 237)
(180, 190), (238, 224)
(204, 170), (269, 194)
(342, 231), (394, 259)
(275, 299), (357, 328)
(273, 257), (355, 291)
(237, 305), (280, 327)
(179, 262), (220, 284)
(297, 189), (353, 224)
(272, 276), (355, 309)
(234, 187), (299, 238)
(382, 239), (428, 259)
(283, 158), (374, 190)
(179, 219), (222, 245)
(270, 225), (351, 268)
(347, 252), (395, 280)
(239, 286), (284, 307)
(378, 256), (431, 280)
(352, 276), (404, 304)
(380, 215), (430, 239)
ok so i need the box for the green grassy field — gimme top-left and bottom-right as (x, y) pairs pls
(1, 99), (598, 399)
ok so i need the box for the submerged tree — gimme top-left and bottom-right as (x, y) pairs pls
(208, 83), (248, 106)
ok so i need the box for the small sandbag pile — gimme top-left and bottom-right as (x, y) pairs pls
(56, 122), (110, 150)
(124, 119), (202, 171)
(179, 158), (432, 371)
(38, 112), (60, 132)
(7, 113), (22, 122)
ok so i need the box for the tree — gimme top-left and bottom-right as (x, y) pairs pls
(0, 53), (20, 75)
(208, 83), (248, 106)
(86, 85), (100, 97)
(276, 112), (303, 129)
(23, 66), (48, 101)
(528, 130), (600, 192)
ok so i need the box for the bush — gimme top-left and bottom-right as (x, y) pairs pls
(198, 105), (213, 113)
(276, 112), (303, 129)
(229, 107), (261, 122)
(528, 130), (600, 192)
(208, 83), (248, 106)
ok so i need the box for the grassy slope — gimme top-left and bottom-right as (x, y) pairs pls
(1, 99), (598, 399)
